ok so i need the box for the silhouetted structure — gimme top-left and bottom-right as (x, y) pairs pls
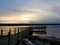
(8, 28), (11, 45)
(1, 29), (3, 39)
(30, 26), (46, 34)
(0, 24), (60, 45)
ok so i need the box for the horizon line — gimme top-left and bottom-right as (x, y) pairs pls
(0, 23), (60, 26)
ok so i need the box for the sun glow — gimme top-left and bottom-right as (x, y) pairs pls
(0, 13), (36, 23)
(21, 15), (31, 21)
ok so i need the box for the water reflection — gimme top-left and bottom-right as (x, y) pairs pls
(0, 26), (29, 36)
(0, 26), (60, 36)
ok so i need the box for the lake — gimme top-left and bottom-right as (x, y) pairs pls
(0, 25), (60, 36)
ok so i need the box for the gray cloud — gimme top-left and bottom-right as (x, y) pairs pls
(0, 0), (60, 23)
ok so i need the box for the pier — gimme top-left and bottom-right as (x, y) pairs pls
(0, 24), (60, 45)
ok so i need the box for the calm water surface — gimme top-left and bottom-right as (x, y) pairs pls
(0, 26), (60, 36)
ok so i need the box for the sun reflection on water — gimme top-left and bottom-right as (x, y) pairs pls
(0, 26), (29, 36)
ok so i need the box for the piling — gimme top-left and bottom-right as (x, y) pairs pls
(8, 28), (11, 45)
(1, 28), (3, 39)
(14, 28), (16, 34)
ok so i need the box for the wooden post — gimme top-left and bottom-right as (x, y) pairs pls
(14, 28), (16, 34)
(44, 26), (47, 34)
(1, 28), (3, 39)
(28, 26), (33, 36)
(8, 28), (11, 45)
(15, 28), (20, 45)
(17, 28), (19, 41)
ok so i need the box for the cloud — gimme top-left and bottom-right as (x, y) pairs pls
(0, 0), (60, 23)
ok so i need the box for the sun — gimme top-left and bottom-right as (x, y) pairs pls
(21, 15), (31, 21)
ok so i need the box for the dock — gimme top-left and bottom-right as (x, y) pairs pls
(0, 24), (60, 45)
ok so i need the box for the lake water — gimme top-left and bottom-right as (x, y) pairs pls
(0, 26), (29, 35)
(0, 26), (60, 36)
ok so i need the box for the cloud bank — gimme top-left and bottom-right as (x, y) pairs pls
(0, 0), (60, 23)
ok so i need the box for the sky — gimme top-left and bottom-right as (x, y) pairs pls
(0, 0), (60, 24)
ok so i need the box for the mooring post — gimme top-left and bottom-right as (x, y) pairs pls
(14, 28), (16, 34)
(44, 26), (47, 34)
(16, 28), (20, 45)
(30, 26), (33, 35)
(8, 28), (11, 45)
(17, 28), (19, 41)
(1, 28), (3, 39)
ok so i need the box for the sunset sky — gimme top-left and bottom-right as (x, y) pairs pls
(0, 0), (60, 24)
